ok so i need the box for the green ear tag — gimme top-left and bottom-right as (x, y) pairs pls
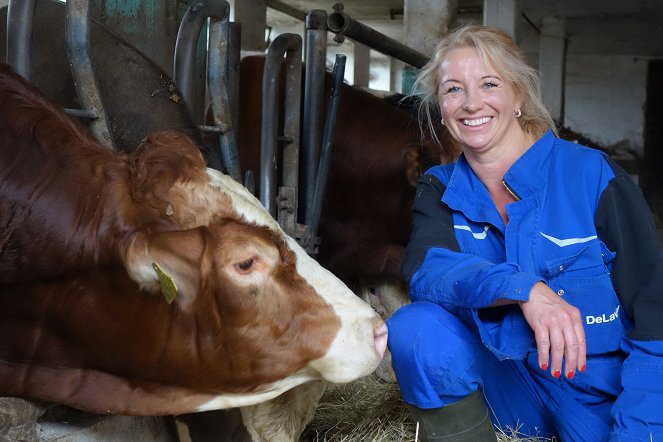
(152, 262), (178, 304)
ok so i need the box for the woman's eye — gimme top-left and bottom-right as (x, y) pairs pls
(483, 81), (499, 89)
(446, 85), (462, 94)
(235, 258), (255, 272)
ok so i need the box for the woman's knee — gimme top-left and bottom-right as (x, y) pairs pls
(387, 301), (478, 370)
(386, 301), (485, 407)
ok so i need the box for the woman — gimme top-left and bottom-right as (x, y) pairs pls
(387, 24), (663, 441)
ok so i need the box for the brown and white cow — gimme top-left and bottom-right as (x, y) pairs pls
(0, 64), (386, 440)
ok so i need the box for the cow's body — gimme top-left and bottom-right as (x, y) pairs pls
(0, 63), (386, 431)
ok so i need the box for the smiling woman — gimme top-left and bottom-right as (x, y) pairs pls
(386, 23), (663, 442)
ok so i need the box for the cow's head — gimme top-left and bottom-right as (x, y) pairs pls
(121, 132), (387, 408)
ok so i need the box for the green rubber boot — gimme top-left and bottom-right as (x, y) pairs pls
(405, 390), (497, 441)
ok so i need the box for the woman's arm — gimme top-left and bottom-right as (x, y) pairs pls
(403, 173), (540, 307)
(595, 158), (663, 440)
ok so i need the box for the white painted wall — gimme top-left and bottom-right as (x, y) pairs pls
(564, 54), (648, 157)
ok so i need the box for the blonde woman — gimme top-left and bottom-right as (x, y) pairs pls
(388, 24), (663, 442)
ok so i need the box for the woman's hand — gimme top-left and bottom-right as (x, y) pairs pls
(519, 282), (587, 378)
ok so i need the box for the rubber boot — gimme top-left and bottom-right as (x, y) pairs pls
(405, 390), (497, 441)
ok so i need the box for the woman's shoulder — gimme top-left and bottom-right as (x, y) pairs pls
(550, 135), (617, 189)
(552, 134), (609, 164)
(424, 161), (457, 184)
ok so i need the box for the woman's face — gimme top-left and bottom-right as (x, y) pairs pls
(437, 46), (522, 157)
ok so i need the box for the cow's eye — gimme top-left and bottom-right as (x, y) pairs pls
(235, 258), (255, 272)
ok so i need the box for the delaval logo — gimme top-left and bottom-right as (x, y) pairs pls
(586, 305), (620, 325)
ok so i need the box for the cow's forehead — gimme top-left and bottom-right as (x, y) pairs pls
(206, 168), (280, 231)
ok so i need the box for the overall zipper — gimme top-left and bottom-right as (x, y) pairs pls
(502, 179), (522, 201)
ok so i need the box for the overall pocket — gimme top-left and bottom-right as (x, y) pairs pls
(543, 241), (625, 355)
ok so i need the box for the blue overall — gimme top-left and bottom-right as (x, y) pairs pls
(388, 130), (663, 441)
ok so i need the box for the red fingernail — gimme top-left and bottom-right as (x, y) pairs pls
(580, 365), (586, 373)
(541, 363), (548, 371)
(567, 370), (575, 379)
(553, 370), (561, 378)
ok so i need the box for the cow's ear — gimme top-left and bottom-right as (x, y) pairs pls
(403, 145), (422, 188)
(123, 228), (207, 309)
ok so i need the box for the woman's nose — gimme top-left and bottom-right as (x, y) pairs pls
(462, 90), (481, 111)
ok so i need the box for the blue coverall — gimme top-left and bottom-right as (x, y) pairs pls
(388, 130), (663, 441)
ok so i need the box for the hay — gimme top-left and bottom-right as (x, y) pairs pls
(301, 375), (556, 442)
(301, 375), (412, 442)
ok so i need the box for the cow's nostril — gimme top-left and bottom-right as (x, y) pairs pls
(373, 323), (388, 358)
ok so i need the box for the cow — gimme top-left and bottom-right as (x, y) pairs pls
(0, 63), (387, 441)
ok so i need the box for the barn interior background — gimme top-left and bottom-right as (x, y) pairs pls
(261, 0), (663, 226)
(0, 0), (660, 216)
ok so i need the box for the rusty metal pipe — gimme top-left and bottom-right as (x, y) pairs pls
(327, 3), (429, 69)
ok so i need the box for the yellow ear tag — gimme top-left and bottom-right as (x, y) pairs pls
(152, 262), (178, 304)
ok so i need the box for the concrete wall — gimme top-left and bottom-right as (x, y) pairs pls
(565, 54), (648, 157)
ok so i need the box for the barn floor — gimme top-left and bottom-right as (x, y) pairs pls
(2, 378), (556, 442)
(0, 397), (176, 442)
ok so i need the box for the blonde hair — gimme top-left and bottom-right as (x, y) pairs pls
(412, 24), (556, 148)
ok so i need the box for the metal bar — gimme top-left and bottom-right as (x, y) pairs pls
(309, 54), (345, 237)
(260, 33), (303, 216)
(65, 0), (114, 149)
(6, 0), (36, 80)
(227, 22), (241, 156)
(282, 38), (302, 190)
(173, 1), (209, 112)
(327, 3), (429, 69)
(64, 108), (99, 119)
(174, 1), (240, 181)
(207, 5), (241, 182)
(302, 10), (328, 225)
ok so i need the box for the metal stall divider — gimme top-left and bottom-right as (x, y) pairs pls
(65, 0), (115, 149)
(259, 33), (314, 252)
(174, 0), (242, 183)
(7, 0), (116, 149)
(326, 2), (429, 69)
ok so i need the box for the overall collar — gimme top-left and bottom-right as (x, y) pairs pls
(442, 129), (556, 224)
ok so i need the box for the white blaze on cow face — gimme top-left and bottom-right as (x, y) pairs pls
(205, 170), (387, 383)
